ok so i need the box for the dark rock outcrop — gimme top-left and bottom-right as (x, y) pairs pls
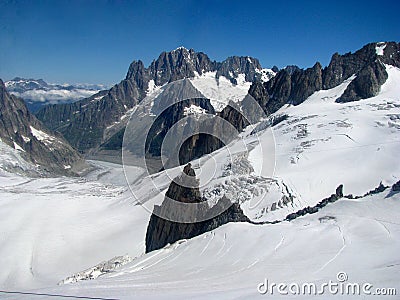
(36, 42), (400, 159)
(392, 180), (400, 192)
(36, 79), (142, 151)
(145, 164), (249, 253)
(336, 61), (388, 103)
(289, 62), (323, 105)
(216, 56), (262, 83)
(145, 97), (215, 157)
(285, 185), (343, 221)
(0, 79), (86, 175)
(36, 48), (261, 153)
(249, 42), (400, 115)
(147, 48), (215, 86)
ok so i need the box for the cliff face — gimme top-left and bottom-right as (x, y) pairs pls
(36, 48), (262, 153)
(33, 42), (400, 172)
(145, 164), (249, 253)
(0, 79), (86, 175)
(249, 42), (400, 111)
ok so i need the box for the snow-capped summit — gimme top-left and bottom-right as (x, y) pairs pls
(1, 42), (400, 299)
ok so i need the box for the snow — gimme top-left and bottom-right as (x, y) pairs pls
(235, 73), (247, 85)
(0, 162), (149, 290)
(59, 255), (133, 284)
(0, 141), (36, 173)
(6, 190), (399, 299)
(173, 46), (188, 51)
(21, 135), (30, 143)
(256, 68), (276, 82)
(13, 142), (24, 152)
(1, 65), (400, 299)
(86, 160), (145, 186)
(90, 94), (106, 103)
(183, 104), (207, 117)
(146, 80), (156, 94)
(190, 71), (252, 112)
(244, 66), (400, 220)
(376, 42), (386, 56)
(30, 126), (55, 145)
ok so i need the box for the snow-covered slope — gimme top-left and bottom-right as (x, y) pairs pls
(0, 66), (399, 299)
(125, 65), (400, 223)
(104, 69), (267, 136)
(190, 71), (253, 112)
(4, 188), (400, 299)
(0, 161), (148, 290)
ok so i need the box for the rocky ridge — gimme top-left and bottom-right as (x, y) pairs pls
(249, 42), (400, 112)
(36, 47), (265, 152)
(145, 163), (249, 252)
(0, 79), (86, 175)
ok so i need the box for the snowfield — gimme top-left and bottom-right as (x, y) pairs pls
(1, 65), (400, 299)
(2, 185), (399, 299)
(0, 162), (149, 291)
(190, 71), (252, 112)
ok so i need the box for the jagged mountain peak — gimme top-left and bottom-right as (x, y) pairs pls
(36, 41), (399, 155)
(172, 46), (190, 52)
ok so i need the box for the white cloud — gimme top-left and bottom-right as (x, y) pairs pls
(10, 88), (100, 103)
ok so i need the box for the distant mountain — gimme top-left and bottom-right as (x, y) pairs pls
(0, 79), (87, 175)
(36, 47), (275, 153)
(5, 77), (107, 112)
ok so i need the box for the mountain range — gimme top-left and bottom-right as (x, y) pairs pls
(0, 41), (400, 298)
(5, 78), (106, 112)
(35, 48), (275, 154)
(31, 42), (400, 165)
(2, 42), (399, 174)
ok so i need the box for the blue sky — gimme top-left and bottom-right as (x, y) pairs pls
(1, 0), (399, 85)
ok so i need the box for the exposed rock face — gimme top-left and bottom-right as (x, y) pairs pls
(255, 62), (323, 109)
(253, 69), (291, 115)
(178, 134), (224, 166)
(392, 180), (400, 192)
(289, 62), (323, 105)
(147, 48), (216, 86)
(249, 42), (400, 112)
(36, 79), (142, 151)
(336, 61), (388, 103)
(36, 42), (400, 162)
(121, 78), (253, 172)
(285, 185), (344, 221)
(145, 97), (215, 157)
(216, 56), (262, 83)
(145, 164), (249, 253)
(36, 48), (261, 153)
(0, 79), (85, 175)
